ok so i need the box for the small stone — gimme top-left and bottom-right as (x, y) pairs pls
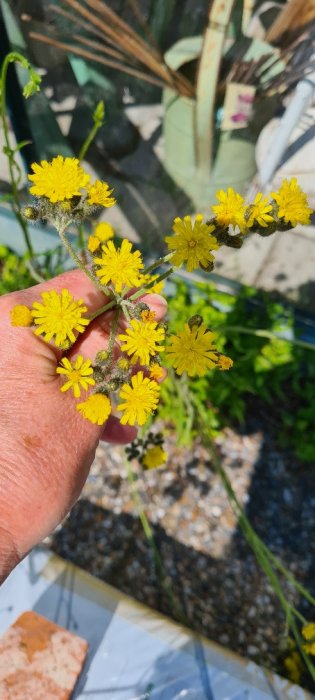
(247, 645), (259, 655)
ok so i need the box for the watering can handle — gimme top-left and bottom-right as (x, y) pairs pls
(195, 0), (236, 180)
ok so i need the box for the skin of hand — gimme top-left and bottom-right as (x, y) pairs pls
(0, 268), (167, 583)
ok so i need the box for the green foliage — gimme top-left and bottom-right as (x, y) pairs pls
(0, 244), (69, 295)
(160, 278), (315, 462)
(0, 245), (34, 294)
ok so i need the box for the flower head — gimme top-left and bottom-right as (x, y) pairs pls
(87, 235), (101, 253)
(284, 652), (303, 684)
(272, 177), (312, 226)
(87, 180), (116, 208)
(143, 445), (167, 469)
(217, 354), (233, 370)
(56, 355), (95, 398)
(94, 221), (114, 241)
(149, 362), (164, 381)
(246, 193), (274, 228)
(165, 214), (218, 272)
(77, 392), (111, 425)
(88, 222), (114, 253)
(302, 623), (315, 641)
(119, 319), (165, 366)
(10, 304), (33, 327)
(118, 371), (160, 425)
(93, 239), (144, 292)
(31, 288), (89, 347)
(212, 188), (246, 231)
(141, 309), (156, 323)
(166, 323), (218, 376)
(28, 156), (90, 203)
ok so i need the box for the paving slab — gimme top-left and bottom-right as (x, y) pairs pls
(214, 232), (275, 287)
(255, 231), (315, 306)
(1, 548), (312, 700)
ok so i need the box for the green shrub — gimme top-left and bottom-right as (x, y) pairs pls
(160, 278), (315, 461)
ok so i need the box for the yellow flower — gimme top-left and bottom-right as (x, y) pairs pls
(93, 239), (144, 292)
(165, 214), (218, 272)
(31, 289), (89, 347)
(119, 318), (165, 366)
(149, 363), (164, 381)
(272, 177), (312, 226)
(141, 309), (156, 322)
(303, 642), (315, 656)
(87, 180), (116, 208)
(137, 273), (165, 295)
(87, 235), (101, 253)
(283, 652), (303, 684)
(28, 156), (90, 203)
(94, 221), (114, 241)
(143, 445), (167, 469)
(246, 193), (274, 228)
(88, 222), (114, 253)
(166, 323), (218, 377)
(212, 187), (247, 230)
(218, 354), (233, 370)
(77, 392), (111, 425)
(10, 304), (33, 327)
(56, 355), (95, 398)
(302, 623), (315, 641)
(118, 371), (160, 426)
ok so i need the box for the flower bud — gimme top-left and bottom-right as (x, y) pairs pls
(188, 314), (203, 329)
(96, 350), (109, 362)
(22, 206), (39, 221)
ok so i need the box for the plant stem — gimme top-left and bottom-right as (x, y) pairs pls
(78, 119), (100, 162)
(57, 224), (108, 292)
(198, 420), (315, 680)
(77, 223), (87, 258)
(125, 458), (188, 625)
(143, 253), (173, 275)
(88, 298), (117, 321)
(0, 53), (34, 258)
(221, 324), (315, 352)
(107, 308), (120, 365)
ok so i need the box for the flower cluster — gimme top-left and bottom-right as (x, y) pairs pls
(24, 155), (116, 227)
(165, 178), (313, 273)
(11, 157), (312, 453)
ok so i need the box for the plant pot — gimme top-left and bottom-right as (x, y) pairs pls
(162, 25), (274, 210)
(163, 84), (257, 209)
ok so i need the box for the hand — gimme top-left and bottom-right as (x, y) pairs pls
(0, 269), (167, 582)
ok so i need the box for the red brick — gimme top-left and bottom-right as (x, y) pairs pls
(0, 611), (88, 699)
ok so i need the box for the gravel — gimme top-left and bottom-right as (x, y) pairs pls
(48, 419), (315, 685)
